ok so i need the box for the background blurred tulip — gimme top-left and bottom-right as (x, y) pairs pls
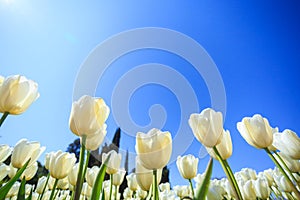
(176, 154), (198, 180)
(85, 166), (99, 187)
(0, 163), (10, 181)
(189, 108), (223, 148)
(49, 150), (76, 179)
(112, 168), (126, 186)
(68, 163), (79, 187)
(273, 129), (300, 159)
(206, 129), (233, 160)
(36, 176), (49, 194)
(275, 152), (300, 173)
(0, 75), (39, 115)
(11, 138), (45, 169)
(237, 114), (273, 149)
(135, 128), (172, 170)
(126, 173), (138, 191)
(102, 150), (122, 174)
(253, 177), (270, 199)
(69, 95), (109, 137)
(241, 180), (256, 200)
(136, 157), (162, 191)
(20, 161), (38, 181)
(0, 144), (12, 163)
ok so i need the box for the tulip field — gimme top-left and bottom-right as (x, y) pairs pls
(0, 75), (300, 200)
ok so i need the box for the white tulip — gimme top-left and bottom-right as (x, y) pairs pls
(85, 166), (100, 187)
(135, 128), (172, 170)
(237, 114), (273, 149)
(48, 150), (76, 179)
(11, 138), (45, 168)
(0, 75), (39, 115)
(84, 124), (107, 151)
(189, 108), (223, 148)
(102, 150), (122, 174)
(176, 154), (198, 180)
(273, 129), (300, 159)
(126, 173), (138, 191)
(0, 144), (12, 163)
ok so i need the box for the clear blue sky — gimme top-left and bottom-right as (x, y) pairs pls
(1, 1), (300, 186)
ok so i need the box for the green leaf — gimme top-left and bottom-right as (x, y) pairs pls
(194, 158), (213, 200)
(90, 154), (111, 200)
(17, 178), (26, 200)
(0, 159), (30, 200)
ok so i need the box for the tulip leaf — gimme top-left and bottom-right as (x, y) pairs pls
(0, 159), (30, 200)
(194, 158), (213, 200)
(17, 177), (26, 200)
(90, 154), (111, 200)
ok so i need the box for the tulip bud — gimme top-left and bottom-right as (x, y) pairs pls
(69, 95), (110, 137)
(237, 114), (273, 149)
(102, 150), (122, 174)
(273, 129), (300, 159)
(112, 168), (126, 186)
(0, 144), (12, 163)
(189, 108), (223, 148)
(11, 138), (45, 169)
(85, 166), (100, 187)
(126, 173), (138, 191)
(135, 128), (172, 170)
(0, 75), (39, 115)
(206, 129), (233, 160)
(49, 150), (76, 179)
(136, 157), (162, 191)
(176, 154), (198, 180)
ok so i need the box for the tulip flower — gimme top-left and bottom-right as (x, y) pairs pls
(84, 124), (107, 151)
(206, 129), (233, 160)
(0, 75), (39, 116)
(267, 127), (279, 151)
(102, 150), (122, 175)
(241, 180), (256, 200)
(275, 152), (300, 173)
(0, 76), (4, 85)
(189, 108), (223, 148)
(36, 176), (48, 194)
(253, 177), (271, 199)
(57, 177), (69, 190)
(112, 168), (126, 186)
(68, 163), (79, 187)
(49, 150), (76, 179)
(176, 154), (198, 197)
(20, 161), (38, 181)
(126, 173), (138, 192)
(135, 128), (172, 170)
(273, 129), (300, 160)
(0, 144), (12, 163)
(85, 166), (100, 187)
(69, 95), (110, 137)
(136, 157), (162, 191)
(11, 138), (45, 169)
(0, 163), (10, 182)
(237, 114), (273, 149)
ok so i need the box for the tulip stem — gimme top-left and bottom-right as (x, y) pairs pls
(213, 147), (243, 200)
(74, 135), (87, 200)
(38, 173), (50, 200)
(153, 169), (159, 200)
(273, 151), (300, 188)
(114, 185), (118, 200)
(188, 179), (195, 197)
(264, 148), (300, 199)
(0, 112), (9, 127)
(49, 178), (58, 200)
(109, 174), (113, 200)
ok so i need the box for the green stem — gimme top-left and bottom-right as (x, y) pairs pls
(74, 136), (87, 200)
(274, 151), (300, 188)
(38, 173), (50, 200)
(114, 185), (118, 200)
(264, 148), (300, 199)
(153, 169), (159, 200)
(213, 147), (243, 200)
(83, 150), (90, 181)
(49, 178), (58, 200)
(0, 112), (9, 127)
(188, 179), (195, 197)
(109, 174), (113, 200)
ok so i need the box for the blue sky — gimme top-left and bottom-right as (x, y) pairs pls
(1, 1), (300, 186)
